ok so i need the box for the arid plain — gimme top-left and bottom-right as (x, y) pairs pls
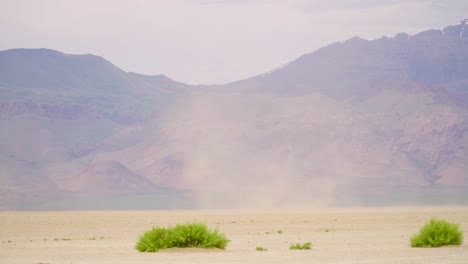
(1, 207), (467, 264)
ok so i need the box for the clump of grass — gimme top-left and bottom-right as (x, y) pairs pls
(135, 222), (229, 252)
(277, 230), (283, 234)
(410, 218), (463, 247)
(256, 246), (268, 251)
(289, 242), (312, 250)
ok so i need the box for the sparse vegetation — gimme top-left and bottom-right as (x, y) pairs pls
(135, 222), (229, 252)
(277, 230), (283, 234)
(53, 238), (71, 241)
(410, 218), (463, 247)
(256, 246), (268, 251)
(289, 242), (312, 250)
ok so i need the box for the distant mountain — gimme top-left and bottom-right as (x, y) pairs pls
(160, 20), (468, 206)
(0, 48), (186, 91)
(0, 49), (189, 209)
(1, 21), (468, 209)
(230, 20), (468, 102)
(0, 49), (186, 123)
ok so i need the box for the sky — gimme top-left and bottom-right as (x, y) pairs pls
(1, 0), (467, 85)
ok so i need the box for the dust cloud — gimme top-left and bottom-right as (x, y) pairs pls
(156, 89), (362, 208)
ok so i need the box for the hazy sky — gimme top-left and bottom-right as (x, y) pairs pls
(1, 0), (467, 84)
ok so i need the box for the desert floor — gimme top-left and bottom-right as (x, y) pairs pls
(1, 206), (467, 263)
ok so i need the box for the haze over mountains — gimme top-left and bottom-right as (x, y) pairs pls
(1, 21), (468, 209)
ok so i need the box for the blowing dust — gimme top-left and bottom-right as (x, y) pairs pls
(156, 90), (365, 208)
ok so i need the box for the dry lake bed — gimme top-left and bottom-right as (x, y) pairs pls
(1, 206), (467, 263)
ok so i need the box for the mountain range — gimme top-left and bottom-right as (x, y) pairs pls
(1, 21), (468, 209)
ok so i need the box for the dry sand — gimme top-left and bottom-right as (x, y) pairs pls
(0, 206), (467, 263)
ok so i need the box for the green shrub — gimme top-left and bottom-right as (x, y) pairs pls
(135, 222), (229, 252)
(289, 242), (312, 250)
(410, 218), (463, 247)
(256, 246), (268, 251)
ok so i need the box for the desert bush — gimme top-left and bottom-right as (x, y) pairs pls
(289, 242), (312, 250)
(256, 246), (268, 251)
(135, 222), (229, 252)
(410, 218), (463, 247)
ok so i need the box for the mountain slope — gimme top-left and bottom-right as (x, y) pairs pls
(59, 160), (154, 195)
